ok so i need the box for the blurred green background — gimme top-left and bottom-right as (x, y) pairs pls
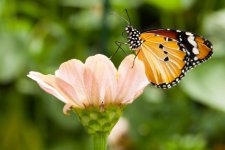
(1, 0), (225, 149)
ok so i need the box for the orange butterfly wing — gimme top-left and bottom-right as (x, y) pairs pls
(138, 32), (188, 88)
(125, 26), (213, 89)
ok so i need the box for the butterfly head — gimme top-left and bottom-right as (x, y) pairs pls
(125, 25), (142, 50)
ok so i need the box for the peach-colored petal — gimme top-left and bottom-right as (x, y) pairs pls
(84, 54), (117, 106)
(108, 117), (129, 145)
(28, 71), (67, 103)
(27, 71), (81, 107)
(116, 54), (150, 104)
(55, 77), (84, 107)
(83, 68), (100, 106)
(55, 59), (86, 105)
(63, 103), (74, 115)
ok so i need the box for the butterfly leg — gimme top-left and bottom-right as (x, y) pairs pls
(110, 41), (128, 59)
(115, 41), (128, 55)
(132, 49), (141, 68)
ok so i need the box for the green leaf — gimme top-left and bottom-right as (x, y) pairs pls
(182, 59), (225, 112)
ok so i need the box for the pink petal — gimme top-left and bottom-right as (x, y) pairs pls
(116, 54), (150, 104)
(84, 54), (117, 106)
(63, 103), (74, 115)
(28, 71), (67, 103)
(83, 68), (100, 106)
(55, 59), (87, 106)
(55, 77), (84, 107)
(27, 71), (82, 107)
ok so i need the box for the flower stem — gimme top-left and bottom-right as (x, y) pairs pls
(92, 133), (108, 150)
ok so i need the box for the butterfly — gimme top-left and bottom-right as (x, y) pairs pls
(120, 19), (213, 89)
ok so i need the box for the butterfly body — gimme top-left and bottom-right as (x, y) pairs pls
(125, 25), (213, 89)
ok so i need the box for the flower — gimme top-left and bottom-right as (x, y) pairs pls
(28, 54), (149, 111)
(108, 117), (131, 149)
(28, 54), (149, 149)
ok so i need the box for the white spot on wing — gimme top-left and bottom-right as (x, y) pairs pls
(192, 47), (200, 55)
(185, 32), (193, 36)
(187, 36), (197, 47)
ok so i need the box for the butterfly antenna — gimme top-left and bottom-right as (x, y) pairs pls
(125, 9), (131, 25)
(110, 12), (130, 25)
